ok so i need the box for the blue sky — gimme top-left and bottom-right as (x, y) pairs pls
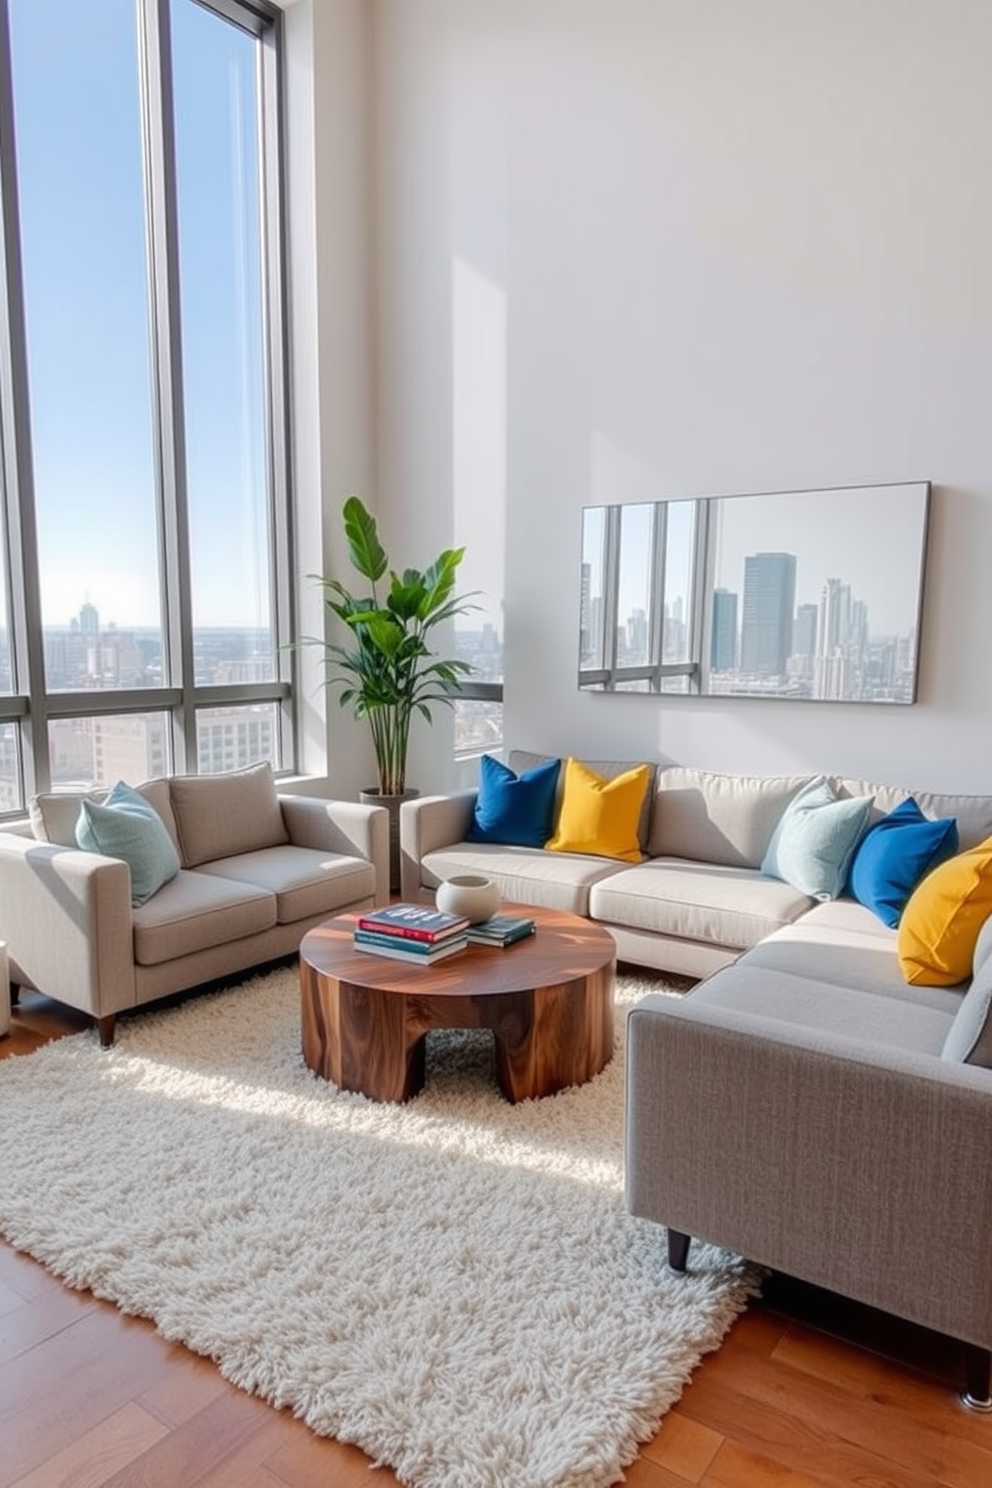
(10, 0), (268, 632)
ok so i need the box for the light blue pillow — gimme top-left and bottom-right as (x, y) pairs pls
(76, 781), (181, 906)
(761, 777), (874, 901)
(942, 913), (992, 1066)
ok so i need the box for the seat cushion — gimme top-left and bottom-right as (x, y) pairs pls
(741, 900), (963, 1012)
(195, 846), (375, 924)
(132, 870), (276, 966)
(420, 842), (624, 916)
(168, 761), (289, 868)
(685, 962), (956, 1059)
(588, 858), (813, 951)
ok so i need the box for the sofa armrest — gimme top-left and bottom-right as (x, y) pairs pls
(625, 994), (992, 1349)
(0, 832), (136, 1018)
(398, 791), (477, 902)
(279, 796), (390, 906)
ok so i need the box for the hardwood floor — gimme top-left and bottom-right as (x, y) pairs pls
(2, 988), (989, 1488)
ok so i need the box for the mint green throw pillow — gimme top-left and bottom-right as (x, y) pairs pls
(76, 781), (181, 906)
(761, 777), (873, 902)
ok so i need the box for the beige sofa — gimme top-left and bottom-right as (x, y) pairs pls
(0, 763), (388, 1045)
(400, 751), (992, 976)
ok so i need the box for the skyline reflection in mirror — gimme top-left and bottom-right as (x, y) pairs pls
(579, 481), (930, 704)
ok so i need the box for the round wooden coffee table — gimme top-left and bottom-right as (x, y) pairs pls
(299, 905), (616, 1104)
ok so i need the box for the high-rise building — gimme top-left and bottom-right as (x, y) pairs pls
(792, 603), (818, 662)
(710, 588), (738, 672)
(625, 608), (648, 663)
(740, 553), (796, 677)
(817, 579), (850, 658)
(579, 563), (593, 663)
(814, 578), (853, 699)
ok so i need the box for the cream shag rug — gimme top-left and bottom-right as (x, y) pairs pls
(0, 967), (760, 1488)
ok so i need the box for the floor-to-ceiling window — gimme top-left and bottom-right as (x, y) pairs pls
(0, 0), (292, 814)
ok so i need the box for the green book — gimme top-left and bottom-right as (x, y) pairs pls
(465, 915), (536, 946)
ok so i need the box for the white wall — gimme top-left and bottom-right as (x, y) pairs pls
(365, 0), (992, 795)
(283, 0), (378, 794)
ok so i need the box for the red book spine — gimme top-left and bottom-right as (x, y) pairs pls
(355, 917), (446, 943)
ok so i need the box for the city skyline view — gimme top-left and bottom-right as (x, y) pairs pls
(0, 599), (504, 809)
(706, 548), (918, 702)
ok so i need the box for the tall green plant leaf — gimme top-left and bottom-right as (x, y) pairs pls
(342, 495), (388, 584)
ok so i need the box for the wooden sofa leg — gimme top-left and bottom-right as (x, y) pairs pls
(668, 1228), (691, 1274)
(9, 983), (19, 1005)
(96, 1015), (117, 1048)
(962, 1344), (992, 1412)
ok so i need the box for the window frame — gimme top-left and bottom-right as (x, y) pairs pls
(0, 0), (295, 812)
(578, 499), (708, 694)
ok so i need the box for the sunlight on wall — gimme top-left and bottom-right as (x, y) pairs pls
(452, 257), (507, 776)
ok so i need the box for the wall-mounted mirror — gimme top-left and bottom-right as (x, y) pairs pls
(579, 481), (930, 703)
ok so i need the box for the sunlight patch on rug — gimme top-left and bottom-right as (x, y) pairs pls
(0, 967), (760, 1488)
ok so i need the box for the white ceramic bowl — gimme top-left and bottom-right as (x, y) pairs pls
(435, 874), (501, 925)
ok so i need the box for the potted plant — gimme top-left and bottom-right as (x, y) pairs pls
(314, 495), (477, 888)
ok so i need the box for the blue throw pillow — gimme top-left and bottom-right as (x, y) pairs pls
(848, 796), (959, 928)
(76, 780), (181, 906)
(466, 754), (561, 848)
(761, 777), (874, 901)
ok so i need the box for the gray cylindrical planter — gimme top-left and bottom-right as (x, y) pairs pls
(359, 787), (420, 895)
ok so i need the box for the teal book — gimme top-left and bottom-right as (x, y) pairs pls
(465, 914), (536, 946)
(353, 929), (468, 963)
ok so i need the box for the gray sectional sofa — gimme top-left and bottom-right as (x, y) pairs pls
(625, 899), (992, 1409)
(0, 763), (388, 1044)
(402, 750), (992, 1406)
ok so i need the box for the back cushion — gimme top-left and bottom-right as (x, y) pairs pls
(834, 778), (992, 852)
(509, 750), (657, 851)
(648, 767), (812, 868)
(168, 761), (288, 867)
(941, 913), (992, 1066)
(30, 777), (180, 853)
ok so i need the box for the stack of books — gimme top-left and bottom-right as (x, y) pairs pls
(465, 913), (536, 947)
(353, 903), (470, 964)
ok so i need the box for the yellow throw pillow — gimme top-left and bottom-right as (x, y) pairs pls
(897, 836), (992, 986)
(545, 757), (650, 863)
